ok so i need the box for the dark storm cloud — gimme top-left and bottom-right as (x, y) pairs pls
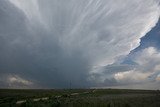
(0, 0), (160, 89)
(0, 0), (91, 88)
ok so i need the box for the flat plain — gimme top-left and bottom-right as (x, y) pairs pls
(0, 89), (160, 107)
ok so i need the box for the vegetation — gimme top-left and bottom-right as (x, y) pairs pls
(0, 89), (160, 107)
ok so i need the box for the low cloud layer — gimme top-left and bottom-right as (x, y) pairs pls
(0, 0), (160, 89)
(91, 47), (160, 89)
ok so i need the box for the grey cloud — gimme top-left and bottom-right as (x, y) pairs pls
(93, 47), (160, 89)
(0, 0), (160, 88)
(89, 64), (135, 86)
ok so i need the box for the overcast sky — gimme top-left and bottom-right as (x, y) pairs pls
(0, 0), (160, 89)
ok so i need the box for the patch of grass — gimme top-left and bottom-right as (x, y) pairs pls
(0, 89), (160, 107)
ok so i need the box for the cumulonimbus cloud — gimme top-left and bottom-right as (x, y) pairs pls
(0, 0), (160, 88)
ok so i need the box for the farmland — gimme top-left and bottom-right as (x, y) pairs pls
(0, 89), (160, 107)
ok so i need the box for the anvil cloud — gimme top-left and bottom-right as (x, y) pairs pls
(0, 0), (160, 89)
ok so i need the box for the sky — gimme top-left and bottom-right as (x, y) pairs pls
(0, 0), (160, 89)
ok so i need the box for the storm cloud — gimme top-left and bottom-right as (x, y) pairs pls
(0, 0), (160, 89)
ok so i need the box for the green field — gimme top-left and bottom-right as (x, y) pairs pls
(0, 89), (160, 107)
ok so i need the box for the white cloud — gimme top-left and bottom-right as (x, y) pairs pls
(134, 47), (160, 67)
(8, 0), (160, 67)
(119, 47), (160, 81)
(154, 64), (160, 71)
(156, 74), (160, 81)
(114, 70), (151, 83)
(8, 75), (33, 86)
(0, 74), (33, 88)
(89, 47), (160, 89)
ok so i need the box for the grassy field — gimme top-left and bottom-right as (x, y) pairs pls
(0, 89), (160, 107)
